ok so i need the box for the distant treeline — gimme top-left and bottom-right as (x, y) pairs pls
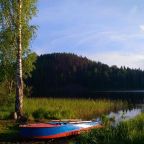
(27, 53), (144, 97)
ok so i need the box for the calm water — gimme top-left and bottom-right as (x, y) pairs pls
(89, 90), (144, 103)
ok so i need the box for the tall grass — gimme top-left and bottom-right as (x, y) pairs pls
(77, 113), (144, 144)
(0, 87), (128, 120)
(23, 98), (128, 120)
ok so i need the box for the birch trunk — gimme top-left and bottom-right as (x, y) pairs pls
(15, 0), (23, 120)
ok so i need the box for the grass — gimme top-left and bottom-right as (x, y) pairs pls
(77, 113), (144, 144)
(23, 98), (128, 120)
(0, 95), (128, 120)
(0, 120), (19, 142)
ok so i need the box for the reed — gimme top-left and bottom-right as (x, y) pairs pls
(23, 98), (128, 120)
(0, 90), (128, 120)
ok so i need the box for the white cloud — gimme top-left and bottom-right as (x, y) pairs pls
(110, 32), (144, 41)
(140, 25), (144, 32)
(89, 52), (144, 69)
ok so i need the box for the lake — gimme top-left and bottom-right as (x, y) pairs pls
(90, 90), (144, 103)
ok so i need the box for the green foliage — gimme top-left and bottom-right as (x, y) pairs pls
(0, 0), (38, 94)
(23, 52), (37, 79)
(0, 86), (15, 107)
(44, 110), (62, 119)
(77, 114), (144, 144)
(32, 108), (47, 119)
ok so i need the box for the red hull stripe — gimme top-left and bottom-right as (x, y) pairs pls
(35, 125), (102, 139)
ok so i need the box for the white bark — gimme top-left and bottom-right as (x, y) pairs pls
(15, 0), (23, 119)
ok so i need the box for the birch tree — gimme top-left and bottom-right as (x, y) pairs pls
(0, 0), (38, 120)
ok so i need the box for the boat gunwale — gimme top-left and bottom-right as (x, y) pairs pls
(19, 120), (99, 128)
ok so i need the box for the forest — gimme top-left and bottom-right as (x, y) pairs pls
(27, 53), (144, 97)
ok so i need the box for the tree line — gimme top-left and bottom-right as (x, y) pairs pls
(27, 53), (144, 97)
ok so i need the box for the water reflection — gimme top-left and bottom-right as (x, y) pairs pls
(108, 106), (143, 126)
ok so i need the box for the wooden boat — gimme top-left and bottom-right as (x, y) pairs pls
(20, 120), (102, 139)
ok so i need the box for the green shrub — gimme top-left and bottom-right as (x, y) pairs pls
(32, 108), (46, 119)
(44, 111), (60, 119)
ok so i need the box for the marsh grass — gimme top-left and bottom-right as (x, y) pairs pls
(23, 98), (127, 120)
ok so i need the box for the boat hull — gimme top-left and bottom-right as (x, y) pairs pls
(20, 121), (102, 139)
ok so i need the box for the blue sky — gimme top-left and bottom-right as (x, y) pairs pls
(31, 0), (144, 69)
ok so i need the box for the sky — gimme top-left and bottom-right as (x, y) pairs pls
(31, 0), (144, 69)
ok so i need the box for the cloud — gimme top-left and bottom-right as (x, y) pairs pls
(139, 25), (144, 32)
(89, 52), (144, 69)
(110, 32), (144, 41)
